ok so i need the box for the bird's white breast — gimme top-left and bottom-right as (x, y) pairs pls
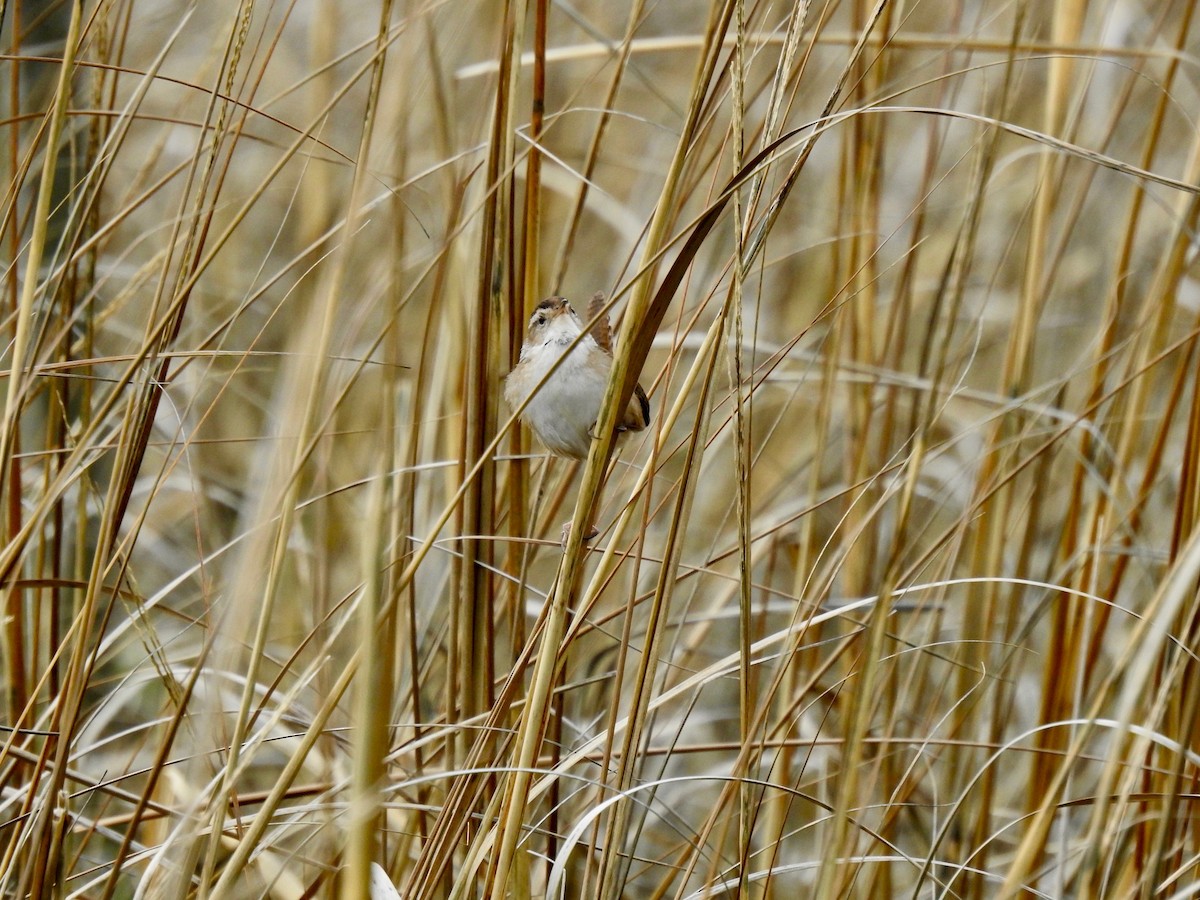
(506, 332), (610, 458)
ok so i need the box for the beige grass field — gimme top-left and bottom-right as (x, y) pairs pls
(1, 0), (1199, 897)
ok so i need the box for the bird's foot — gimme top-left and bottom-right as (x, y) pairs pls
(560, 520), (600, 549)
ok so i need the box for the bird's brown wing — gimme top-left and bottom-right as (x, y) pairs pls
(590, 291), (651, 431)
(587, 291), (613, 354)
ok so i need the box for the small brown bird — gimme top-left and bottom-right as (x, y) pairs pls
(504, 293), (651, 459)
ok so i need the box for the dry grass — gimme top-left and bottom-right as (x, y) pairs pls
(1, 0), (1199, 897)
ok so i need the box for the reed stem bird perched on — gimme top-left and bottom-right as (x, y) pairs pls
(504, 293), (650, 459)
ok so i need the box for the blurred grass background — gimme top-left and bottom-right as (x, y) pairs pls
(1, 0), (1200, 897)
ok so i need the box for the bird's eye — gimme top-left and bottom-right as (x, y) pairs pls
(533, 313), (546, 326)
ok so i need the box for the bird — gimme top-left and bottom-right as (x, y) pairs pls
(504, 292), (651, 460)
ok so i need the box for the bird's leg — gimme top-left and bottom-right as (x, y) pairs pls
(557, 458), (599, 549)
(559, 449), (622, 550)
